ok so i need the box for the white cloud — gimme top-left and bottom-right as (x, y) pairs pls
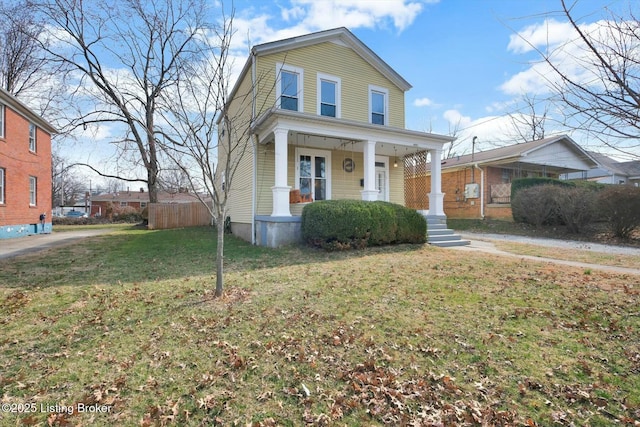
(282, 0), (428, 33)
(501, 18), (622, 97)
(506, 19), (575, 54)
(443, 109), (472, 128)
(414, 97), (434, 107)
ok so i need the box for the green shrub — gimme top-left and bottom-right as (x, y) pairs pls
(301, 200), (426, 250)
(387, 202), (428, 243)
(597, 185), (640, 238)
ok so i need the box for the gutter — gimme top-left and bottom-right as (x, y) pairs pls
(474, 163), (485, 219)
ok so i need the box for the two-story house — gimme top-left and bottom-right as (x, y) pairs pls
(220, 27), (453, 247)
(0, 87), (56, 238)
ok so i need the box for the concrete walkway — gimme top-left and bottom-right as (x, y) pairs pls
(0, 229), (113, 260)
(451, 232), (640, 276)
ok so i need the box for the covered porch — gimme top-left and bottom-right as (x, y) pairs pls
(251, 109), (453, 247)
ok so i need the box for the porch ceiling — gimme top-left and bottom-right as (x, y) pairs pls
(476, 159), (590, 175)
(252, 109), (453, 156)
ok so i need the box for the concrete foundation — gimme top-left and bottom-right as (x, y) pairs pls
(0, 222), (52, 239)
(254, 215), (302, 248)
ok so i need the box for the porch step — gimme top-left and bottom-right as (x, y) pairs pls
(425, 216), (470, 247)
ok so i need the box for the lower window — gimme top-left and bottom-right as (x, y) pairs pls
(295, 148), (331, 201)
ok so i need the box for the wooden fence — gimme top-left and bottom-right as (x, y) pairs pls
(148, 202), (212, 230)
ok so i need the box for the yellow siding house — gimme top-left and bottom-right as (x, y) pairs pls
(221, 27), (454, 247)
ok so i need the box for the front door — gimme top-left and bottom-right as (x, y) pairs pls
(375, 161), (387, 201)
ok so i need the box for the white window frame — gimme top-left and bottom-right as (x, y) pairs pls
(368, 85), (389, 125)
(29, 123), (36, 152)
(0, 104), (5, 138)
(294, 147), (332, 201)
(316, 73), (341, 118)
(29, 176), (37, 206)
(276, 63), (304, 112)
(0, 168), (5, 204)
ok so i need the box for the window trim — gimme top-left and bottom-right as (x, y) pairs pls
(294, 147), (332, 201)
(29, 123), (37, 152)
(316, 73), (341, 118)
(0, 168), (5, 204)
(368, 85), (389, 125)
(276, 63), (304, 112)
(0, 104), (5, 139)
(29, 176), (37, 206)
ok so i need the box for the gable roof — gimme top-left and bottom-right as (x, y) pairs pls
(223, 27), (411, 119)
(252, 27), (411, 91)
(440, 135), (598, 171)
(0, 87), (57, 135)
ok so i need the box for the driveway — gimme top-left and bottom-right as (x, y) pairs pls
(0, 229), (113, 260)
(453, 232), (640, 276)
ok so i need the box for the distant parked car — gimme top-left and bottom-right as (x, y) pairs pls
(65, 210), (88, 218)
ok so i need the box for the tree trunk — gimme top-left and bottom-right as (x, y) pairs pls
(215, 216), (225, 297)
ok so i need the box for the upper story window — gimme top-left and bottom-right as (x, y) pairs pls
(276, 63), (304, 112)
(369, 85), (389, 125)
(0, 104), (5, 138)
(317, 73), (341, 118)
(0, 168), (5, 204)
(29, 176), (37, 206)
(29, 123), (37, 151)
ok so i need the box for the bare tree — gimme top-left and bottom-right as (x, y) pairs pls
(444, 118), (465, 158)
(30, 0), (213, 202)
(52, 152), (87, 207)
(508, 93), (549, 143)
(157, 10), (261, 297)
(0, 1), (46, 96)
(534, 0), (640, 158)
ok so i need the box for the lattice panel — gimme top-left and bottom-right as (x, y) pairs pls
(403, 151), (429, 210)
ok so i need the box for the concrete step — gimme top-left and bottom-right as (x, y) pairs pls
(428, 228), (456, 236)
(427, 233), (465, 242)
(430, 239), (471, 248)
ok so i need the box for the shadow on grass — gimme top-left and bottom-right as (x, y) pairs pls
(0, 226), (430, 289)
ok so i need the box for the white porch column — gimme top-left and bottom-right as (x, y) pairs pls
(428, 148), (446, 217)
(361, 140), (378, 201)
(271, 127), (291, 216)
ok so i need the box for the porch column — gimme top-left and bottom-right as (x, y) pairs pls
(428, 148), (446, 217)
(272, 127), (291, 216)
(361, 140), (378, 201)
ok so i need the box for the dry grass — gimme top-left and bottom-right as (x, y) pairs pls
(0, 227), (639, 426)
(493, 241), (640, 270)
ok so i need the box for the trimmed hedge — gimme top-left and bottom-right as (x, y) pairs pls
(301, 200), (426, 250)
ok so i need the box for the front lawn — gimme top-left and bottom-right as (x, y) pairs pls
(1, 227), (638, 426)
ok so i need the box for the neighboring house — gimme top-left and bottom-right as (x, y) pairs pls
(564, 151), (640, 185)
(0, 87), (57, 238)
(90, 188), (203, 217)
(410, 135), (598, 220)
(220, 27), (453, 247)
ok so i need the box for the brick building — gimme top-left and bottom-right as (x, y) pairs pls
(405, 135), (598, 220)
(0, 88), (57, 238)
(90, 188), (204, 218)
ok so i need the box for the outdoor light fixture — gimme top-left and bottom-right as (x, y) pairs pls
(393, 147), (398, 167)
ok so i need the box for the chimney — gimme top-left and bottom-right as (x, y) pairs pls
(140, 188), (144, 193)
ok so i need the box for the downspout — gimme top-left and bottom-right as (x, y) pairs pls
(474, 163), (485, 219)
(251, 51), (257, 245)
(252, 135), (258, 244)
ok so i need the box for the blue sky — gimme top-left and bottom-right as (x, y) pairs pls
(225, 0), (631, 157)
(60, 0), (635, 188)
